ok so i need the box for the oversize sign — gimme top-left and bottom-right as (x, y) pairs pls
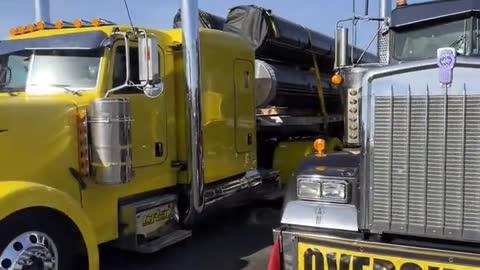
(298, 240), (479, 270)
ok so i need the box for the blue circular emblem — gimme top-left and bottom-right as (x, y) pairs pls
(439, 54), (454, 67)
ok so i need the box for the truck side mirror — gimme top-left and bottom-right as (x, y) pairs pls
(335, 27), (349, 68)
(138, 36), (163, 98)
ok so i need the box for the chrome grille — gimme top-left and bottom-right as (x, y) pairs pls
(370, 93), (480, 241)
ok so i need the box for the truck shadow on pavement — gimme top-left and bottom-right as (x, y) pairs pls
(100, 200), (281, 270)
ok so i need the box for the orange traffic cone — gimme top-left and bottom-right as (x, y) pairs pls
(266, 239), (281, 270)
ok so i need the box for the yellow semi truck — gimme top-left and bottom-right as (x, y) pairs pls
(0, 2), (280, 269)
(0, 1), (346, 269)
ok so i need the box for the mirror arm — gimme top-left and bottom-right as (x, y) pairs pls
(105, 30), (162, 99)
(104, 32), (131, 98)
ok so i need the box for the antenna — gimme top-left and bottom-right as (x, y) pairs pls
(123, 0), (135, 30)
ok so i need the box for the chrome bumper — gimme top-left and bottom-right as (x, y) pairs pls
(281, 200), (358, 231)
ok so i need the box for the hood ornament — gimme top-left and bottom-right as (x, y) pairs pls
(437, 47), (456, 86)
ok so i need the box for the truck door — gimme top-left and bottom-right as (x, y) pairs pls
(234, 59), (255, 153)
(110, 44), (169, 167)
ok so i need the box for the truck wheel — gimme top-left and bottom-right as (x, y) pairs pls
(0, 210), (86, 270)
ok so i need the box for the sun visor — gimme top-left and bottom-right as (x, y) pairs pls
(0, 31), (110, 55)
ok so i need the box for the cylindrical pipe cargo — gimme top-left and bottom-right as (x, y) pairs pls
(224, 5), (378, 66)
(181, 0), (205, 214)
(173, 9), (225, 30)
(255, 60), (342, 114)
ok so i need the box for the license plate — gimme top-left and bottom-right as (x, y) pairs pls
(136, 203), (174, 236)
(297, 237), (480, 270)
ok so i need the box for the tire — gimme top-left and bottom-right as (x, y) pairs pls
(0, 209), (87, 270)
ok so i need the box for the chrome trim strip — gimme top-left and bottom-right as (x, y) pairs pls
(204, 170), (263, 205)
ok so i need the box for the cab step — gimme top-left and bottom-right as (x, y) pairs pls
(133, 229), (192, 254)
(111, 194), (192, 253)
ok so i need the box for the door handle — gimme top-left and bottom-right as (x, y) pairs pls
(155, 142), (163, 157)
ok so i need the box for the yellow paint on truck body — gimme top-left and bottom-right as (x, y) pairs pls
(0, 25), (256, 268)
(0, 182), (99, 270)
(166, 29), (257, 184)
(273, 138), (343, 185)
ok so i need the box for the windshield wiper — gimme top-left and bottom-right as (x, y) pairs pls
(449, 34), (466, 55)
(63, 86), (83, 96)
(30, 83), (84, 96)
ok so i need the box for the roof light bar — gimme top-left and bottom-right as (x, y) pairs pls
(8, 18), (117, 36)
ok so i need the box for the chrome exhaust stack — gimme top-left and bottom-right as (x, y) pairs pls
(34, 0), (51, 23)
(335, 27), (349, 69)
(379, 0), (392, 19)
(378, 0), (392, 64)
(181, 0), (205, 215)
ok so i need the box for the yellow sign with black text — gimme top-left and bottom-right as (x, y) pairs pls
(298, 241), (480, 270)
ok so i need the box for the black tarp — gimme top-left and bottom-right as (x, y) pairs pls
(224, 5), (377, 67)
(173, 9), (225, 30)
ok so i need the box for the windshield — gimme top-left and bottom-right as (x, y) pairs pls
(393, 19), (470, 61)
(0, 49), (102, 95)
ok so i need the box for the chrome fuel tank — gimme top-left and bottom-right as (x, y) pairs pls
(88, 98), (133, 185)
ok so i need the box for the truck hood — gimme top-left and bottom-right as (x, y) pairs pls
(0, 96), (81, 187)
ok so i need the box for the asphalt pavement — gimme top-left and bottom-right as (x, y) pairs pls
(100, 200), (281, 270)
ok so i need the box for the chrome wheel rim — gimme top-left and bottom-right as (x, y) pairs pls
(0, 231), (58, 270)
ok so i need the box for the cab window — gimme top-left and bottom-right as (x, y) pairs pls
(112, 46), (142, 94)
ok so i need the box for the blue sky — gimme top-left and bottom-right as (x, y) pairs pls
(1, 0), (426, 49)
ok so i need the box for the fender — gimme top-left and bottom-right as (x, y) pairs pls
(0, 181), (99, 270)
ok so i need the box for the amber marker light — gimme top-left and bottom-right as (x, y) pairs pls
(331, 73), (344, 85)
(92, 18), (101, 27)
(9, 28), (17, 36)
(36, 21), (45, 30)
(26, 24), (35, 32)
(16, 26), (26, 35)
(77, 109), (90, 177)
(313, 138), (326, 157)
(396, 0), (408, 7)
(73, 19), (83, 28)
(54, 20), (64, 29)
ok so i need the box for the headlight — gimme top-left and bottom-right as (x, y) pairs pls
(297, 175), (350, 203)
(322, 182), (346, 200)
(298, 181), (321, 200)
